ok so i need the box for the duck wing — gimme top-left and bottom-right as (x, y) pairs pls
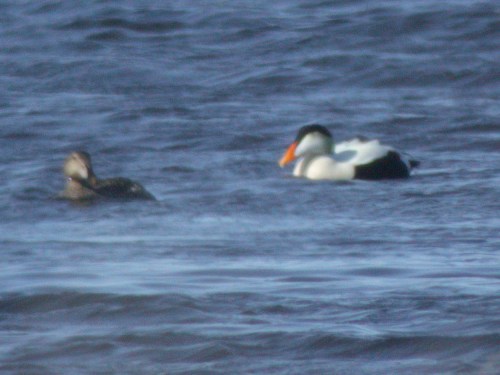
(94, 178), (156, 200)
(334, 138), (393, 165)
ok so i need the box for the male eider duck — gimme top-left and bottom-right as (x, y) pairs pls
(60, 151), (155, 200)
(279, 124), (419, 180)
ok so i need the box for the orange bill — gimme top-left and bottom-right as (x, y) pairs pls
(279, 141), (298, 167)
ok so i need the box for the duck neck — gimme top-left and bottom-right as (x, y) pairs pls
(63, 178), (95, 199)
(314, 137), (333, 157)
(69, 171), (98, 191)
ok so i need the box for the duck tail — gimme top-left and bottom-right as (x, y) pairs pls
(409, 159), (420, 169)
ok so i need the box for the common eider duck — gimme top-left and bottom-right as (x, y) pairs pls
(60, 151), (155, 200)
(279, 124), (419, 180)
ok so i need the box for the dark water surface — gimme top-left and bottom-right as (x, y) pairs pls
(1, 1), (499, 374)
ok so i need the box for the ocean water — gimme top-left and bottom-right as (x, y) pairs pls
(1, 1), (499, 374)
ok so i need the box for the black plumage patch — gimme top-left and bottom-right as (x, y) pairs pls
(354, 151), (410, 180)
(295, 124), (332, 142)
(94, 178), (156, 200)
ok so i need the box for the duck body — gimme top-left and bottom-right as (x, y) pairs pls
(93, 177), (156, 200)
(60, 151), (155, 201)
(280, 125), (418, 181)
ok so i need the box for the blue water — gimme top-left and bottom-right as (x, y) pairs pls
(1, 1), (499, 374)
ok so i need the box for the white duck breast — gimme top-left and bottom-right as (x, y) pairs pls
(279, 125), (417, 181)
(293, 155), (356, 180)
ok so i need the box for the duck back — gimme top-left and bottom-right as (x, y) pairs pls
(94, 178), (156, 200)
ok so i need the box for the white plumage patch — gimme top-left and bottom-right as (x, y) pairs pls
(333, 138), (393, 166)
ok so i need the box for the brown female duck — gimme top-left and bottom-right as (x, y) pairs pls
(60, 151), (155, 200)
